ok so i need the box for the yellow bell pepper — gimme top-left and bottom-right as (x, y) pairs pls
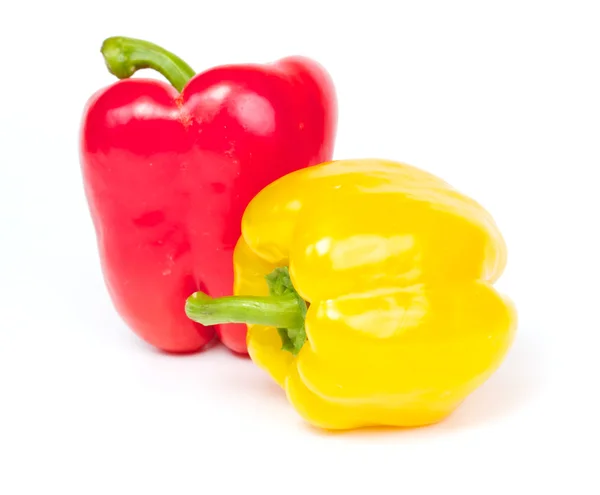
(186, 158), (517, 430)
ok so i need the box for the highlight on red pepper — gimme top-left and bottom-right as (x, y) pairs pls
(79, 36), (338, 354)
(185, 158), (518, 430)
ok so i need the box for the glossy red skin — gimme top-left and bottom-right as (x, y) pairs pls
(80, 57), (337, 354)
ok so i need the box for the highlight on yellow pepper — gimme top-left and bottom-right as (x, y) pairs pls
(185, 158), (518, 431)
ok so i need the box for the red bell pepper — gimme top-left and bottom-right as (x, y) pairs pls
(79, 36), (337, 354)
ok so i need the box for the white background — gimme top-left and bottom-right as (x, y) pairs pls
(1, 0), (599, 493)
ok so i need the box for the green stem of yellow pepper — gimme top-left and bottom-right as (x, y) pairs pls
(185, 267), (307, 355)
(185, 292), (302, 328)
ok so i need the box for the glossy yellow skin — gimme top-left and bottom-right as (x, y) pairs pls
(233, 158), (517, 430)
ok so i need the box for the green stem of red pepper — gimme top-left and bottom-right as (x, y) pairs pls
(185, 267), (308, 355)
(101, 36), (196, 92)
